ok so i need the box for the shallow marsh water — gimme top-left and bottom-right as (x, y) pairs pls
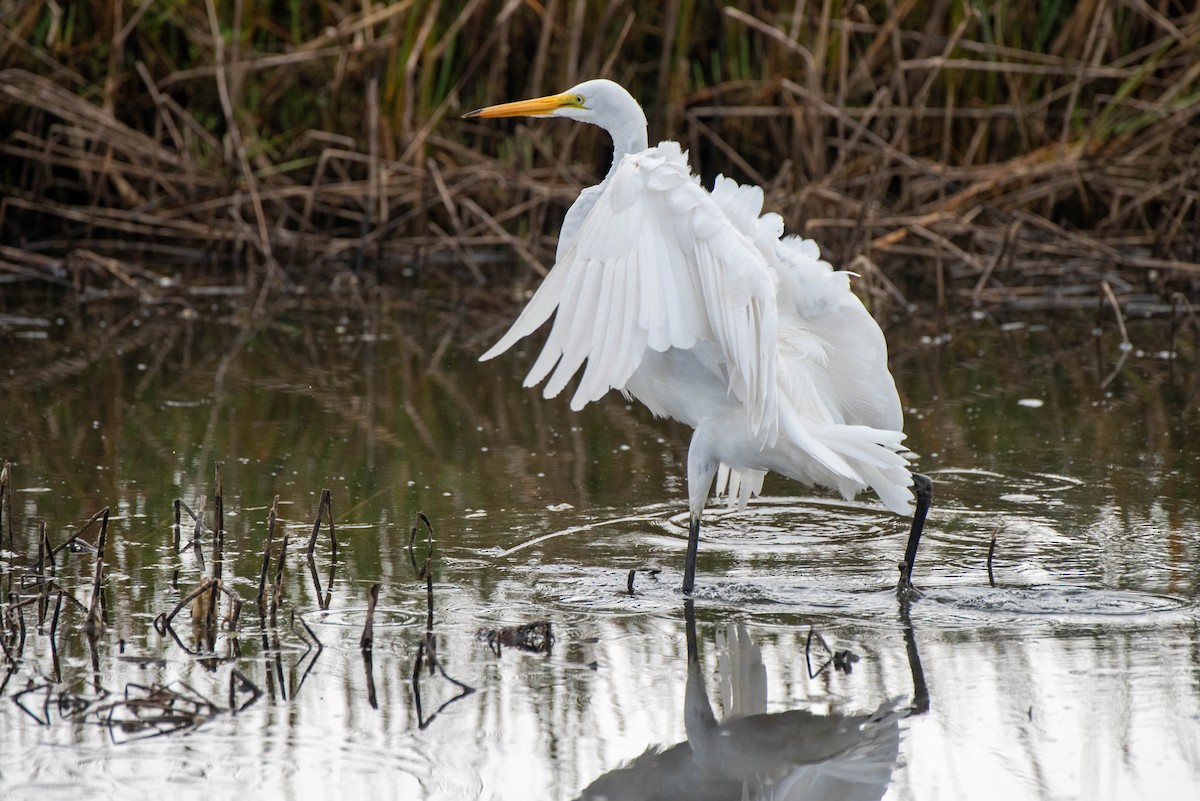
(1, 294), (1199, 800)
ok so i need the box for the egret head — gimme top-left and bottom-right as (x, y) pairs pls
(464, 79), (648, 156)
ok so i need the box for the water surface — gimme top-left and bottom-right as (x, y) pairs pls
(1, 295), (1198, 800)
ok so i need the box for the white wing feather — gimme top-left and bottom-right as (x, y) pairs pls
(483, 147), (910, 514)
(707, 175), (911, 513)
(482, 142), (779, 444)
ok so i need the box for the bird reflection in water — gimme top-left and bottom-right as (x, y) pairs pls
(575, 601), (927, 801)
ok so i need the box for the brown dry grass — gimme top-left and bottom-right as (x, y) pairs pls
(0, 1), (1198, 315)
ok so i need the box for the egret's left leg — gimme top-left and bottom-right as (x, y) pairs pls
(683, 431), (718, 595)
(683, 513), (702, 595)
(897, 473), (933, 593)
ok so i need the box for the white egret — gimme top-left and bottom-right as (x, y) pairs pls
(465, 79), (931, 594)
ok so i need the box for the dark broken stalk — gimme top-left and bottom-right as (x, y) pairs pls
(363, 643), (378, 710)
(305, 491), (338, 606)
(35, 525), (53, 629)
(37, 582), (48, 631)
(225, 591), (242, 631)
(305, 488), (337, 558)
(155, 576), (216, 635)
(203, 576), (221, 643)
(173, 498), (181, 551)
(192, 496), (207, 542)
(626, 566), (660, 594)
(48, 594), (62, 682)
(987, 529), (999, 587)
(361, 583), (380, 709)
(257, 495), (279, 612)
(175, 499), (199, 523)
(191, 578), (217, 653)
(214, 462), (224, 583)
(49, 590), (63, 644)
(804, 625), (858, 678)
(7, 594), (28, 658)
(412, 517), (436, 656)
(407, 513), (475, 727)
(83, 508), (110, 634)
(38, 521), (54, 575)
(228, 669), (263, 715)
(306, 555), (325, 610)
(323, 560), (335, 610)
(1, 460), (11, 553)
(191, 495), (207, 571)
(270, 527), (290, 628)
(271, 628), (287, 701)
(33, 506), (108, 573)
(35, 520), (45, 582)
(360, 583), (380, 650)
(407, 512), (434, 572)
(288, 615), (324, 700)
(86, 622), (100, 691)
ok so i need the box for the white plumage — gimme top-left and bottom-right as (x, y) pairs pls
(466, 79), (923, 593)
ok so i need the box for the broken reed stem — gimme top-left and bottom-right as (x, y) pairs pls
(257, 495), (279, 610)
(305, 489), (335, 557)
(225, 590), (242, 631)
(1101, 280), (1132, 348)
(407, 513), (436, 634)
(360, 582), (379, 651)
(49, 589), (64, 647)
(270, 528), (289, 627)
(173, 498), (181, 551)
(1, 460), (10, 552)
(205, 576), (221, 634)
(214, 462), (224, 582)
(1099, 280), (1133, 389)
(36, 521), (51, 575)
(84, 508), (110, 633)
(176, 499), (198, 523)
(987, 530), (999, 587)
(192, 495), (207, 542)
(154, 576), (216, 634)
(32, 505), (108, 572)
(407, 512), (434, 573)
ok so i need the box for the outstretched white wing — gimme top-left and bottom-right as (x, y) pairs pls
(481, 142), (779, 443)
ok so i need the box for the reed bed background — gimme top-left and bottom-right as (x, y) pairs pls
(1, 0), (1198, 314)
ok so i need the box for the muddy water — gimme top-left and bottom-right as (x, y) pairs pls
(1, 297), (1198, 800)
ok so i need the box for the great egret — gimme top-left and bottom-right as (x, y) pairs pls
(465, 79), (931, 594)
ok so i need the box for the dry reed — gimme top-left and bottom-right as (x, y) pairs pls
(0, 1), (1197, 313)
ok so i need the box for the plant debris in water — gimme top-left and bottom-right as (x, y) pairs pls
(0, 459), (480, 741)
(476, 621), (554, 657)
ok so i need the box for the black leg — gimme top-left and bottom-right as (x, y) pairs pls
(682, 513), (700, 595)
(898, 473), (932, 593)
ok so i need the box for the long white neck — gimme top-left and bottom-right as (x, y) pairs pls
(556, 83), (649, 259)
(600, 105), (648, 178)
(608, 116), (648, 168)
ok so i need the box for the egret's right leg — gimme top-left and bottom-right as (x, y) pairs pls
(683, 430), (718, 595)
(897, 473), (933, 592)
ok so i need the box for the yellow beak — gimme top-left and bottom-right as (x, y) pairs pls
(462, 92), (576, 119)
